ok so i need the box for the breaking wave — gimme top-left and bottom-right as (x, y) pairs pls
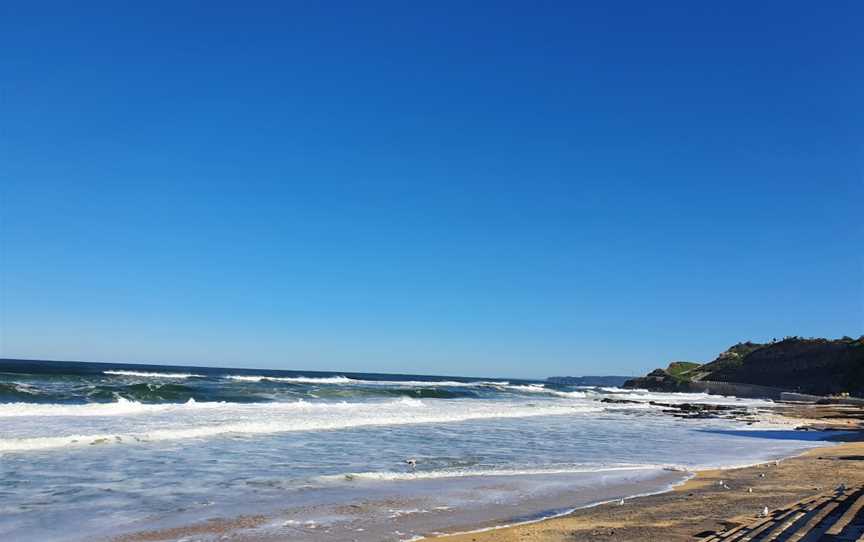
(323, 464), (668, 483)
(227, 375), (355, 384)
(103, 370), (204, 378)
(226, 375), (509, 387)
(0, 399), (602, 452)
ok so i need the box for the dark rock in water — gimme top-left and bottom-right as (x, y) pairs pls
(643, 401), (749, 420)
(599, 398), (642, 405)
(664, 402), (734, 412)
(598, 396), (751, 421)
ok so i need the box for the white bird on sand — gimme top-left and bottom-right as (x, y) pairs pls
(405, 458), (417, 470)
(761, 507), (769, 518)
(759, 473), (766, 478)
(747, 488), (753, 493)
(618, 498), (625, 506)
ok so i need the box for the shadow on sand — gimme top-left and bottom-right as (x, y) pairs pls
(696, 429), (850, 442)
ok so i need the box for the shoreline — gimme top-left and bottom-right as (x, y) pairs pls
(430, 405), (864, 542)
(105, 403), (864, 542)
(417, 474), (697, 542)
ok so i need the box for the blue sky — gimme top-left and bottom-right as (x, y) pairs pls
(1, 1), (861, 378)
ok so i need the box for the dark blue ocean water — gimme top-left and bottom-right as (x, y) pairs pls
(0, 358), (546, 404)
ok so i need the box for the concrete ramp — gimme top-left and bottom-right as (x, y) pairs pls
(700, 486), (864, 541)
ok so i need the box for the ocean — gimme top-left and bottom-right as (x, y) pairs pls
(0, 359), (836, 541)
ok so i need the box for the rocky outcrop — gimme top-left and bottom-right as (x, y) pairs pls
(622, 368), (688, 392)
(624, 336), (864, 398)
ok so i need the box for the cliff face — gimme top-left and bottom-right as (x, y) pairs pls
(704, 337), (864, 396)
(624, 337), (864, 397)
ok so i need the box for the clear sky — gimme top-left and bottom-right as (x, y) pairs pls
(1, 1), (861, 378)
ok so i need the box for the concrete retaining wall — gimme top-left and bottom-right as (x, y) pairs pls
(688, 380), (786, 400)
(685, 382), (864, 403)
(780, 392), (864, 405)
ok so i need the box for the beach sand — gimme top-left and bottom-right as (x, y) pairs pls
(433, 405), (864, 542)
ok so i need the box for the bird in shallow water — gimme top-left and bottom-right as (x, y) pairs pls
(405, 458), (417, 470)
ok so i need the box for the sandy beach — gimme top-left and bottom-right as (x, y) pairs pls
(434, 405), (864, 542)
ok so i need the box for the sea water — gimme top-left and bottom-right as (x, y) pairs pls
(0, 360), (835, 541)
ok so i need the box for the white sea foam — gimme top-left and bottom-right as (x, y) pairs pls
(0, 397), (211, 417)
(103, 370), (203, 378)
(380, 380), (510, 388)
(227, 375), (356, 384)
(593, 386), (633, 393)
(506, 385), (588, 398)
(325, 464), (665, 483)
(0, 400), (601, 452)
(5, 383), (41, 395)
(227, 375), (511, 387)
(0, 396), (427, 418)
(238, 378), (593, 399)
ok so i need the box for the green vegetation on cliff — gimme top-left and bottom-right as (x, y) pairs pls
(624, 336), (864, 397)
(666, 361), (700, 379)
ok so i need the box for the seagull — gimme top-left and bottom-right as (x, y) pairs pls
(618, 498), (625, 506)
(748, 488), (753, 493)
(761, 507), (769, 518)
(405, 458), (417, 470)
(759, 473), (766, 478)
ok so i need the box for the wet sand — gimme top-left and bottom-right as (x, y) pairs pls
(434, 405), (864, 542)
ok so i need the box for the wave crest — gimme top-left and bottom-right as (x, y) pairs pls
(0, 401), (600, 452)
(325, 464), (667, 483)
(103, 370), (203, 378)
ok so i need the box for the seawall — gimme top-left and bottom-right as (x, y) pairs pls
(687, 380), (786, 400)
